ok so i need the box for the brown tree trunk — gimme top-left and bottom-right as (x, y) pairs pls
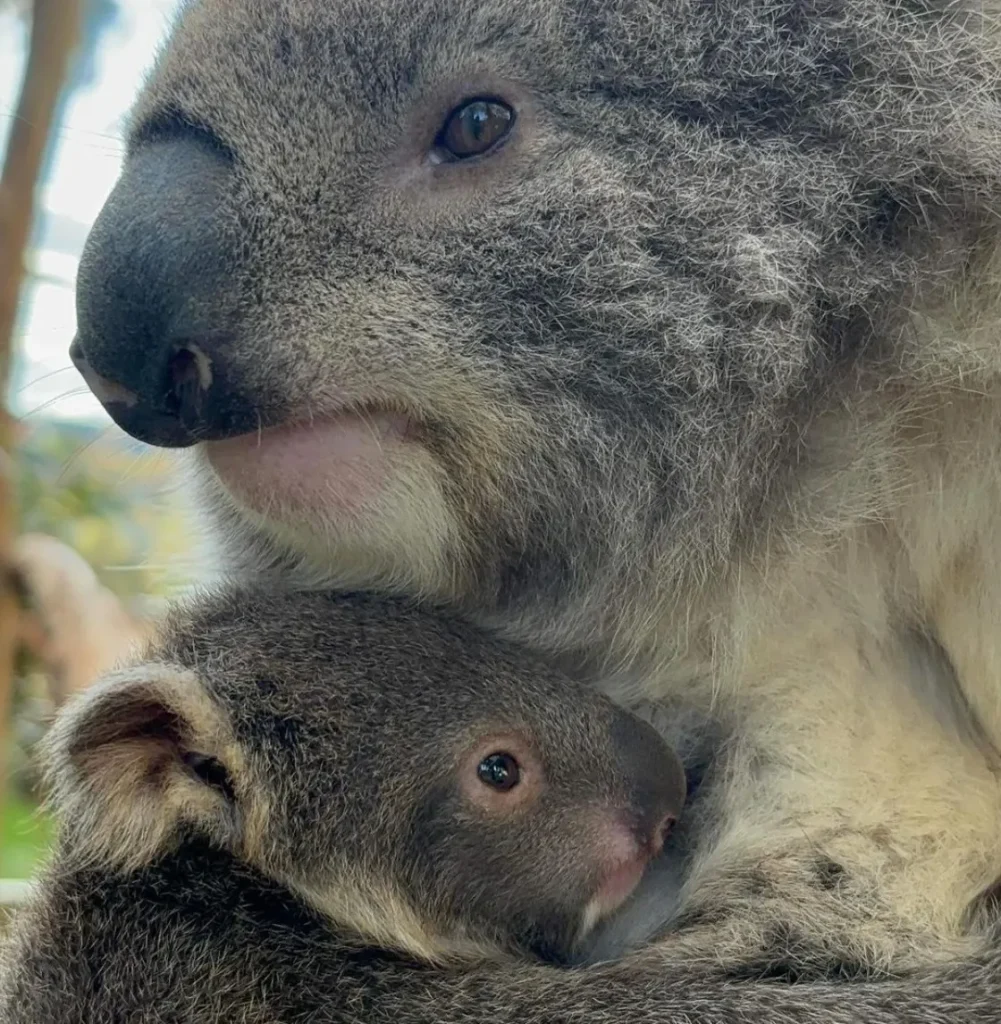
(0, 0), (82, 810)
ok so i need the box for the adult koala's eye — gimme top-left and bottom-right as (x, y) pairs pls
(477, 751), (521, 791)
(438, 98), (515, 159)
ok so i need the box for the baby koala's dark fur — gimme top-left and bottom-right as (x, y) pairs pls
(3, 587), (1001, 1024)
(13, 586), (684, 970)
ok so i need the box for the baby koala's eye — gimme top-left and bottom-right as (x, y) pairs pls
(437, 98), (515, 160)
(476, 751), (521, 791)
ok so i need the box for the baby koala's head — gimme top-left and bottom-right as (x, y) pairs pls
(41, 587), (685, 963)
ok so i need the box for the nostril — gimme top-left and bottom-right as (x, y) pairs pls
(164, 344), (214, 422)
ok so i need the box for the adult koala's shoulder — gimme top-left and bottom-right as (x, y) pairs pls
(68, 0), (1001, 988)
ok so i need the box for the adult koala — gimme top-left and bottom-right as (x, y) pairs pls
(68, 0), (1001, 1001)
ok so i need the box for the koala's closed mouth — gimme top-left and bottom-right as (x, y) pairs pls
(204, 409), (417, 517)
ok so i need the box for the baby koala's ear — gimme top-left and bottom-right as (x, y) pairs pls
(39, 663), (244, 871)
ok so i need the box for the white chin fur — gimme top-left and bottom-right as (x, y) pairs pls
(182, 445), (462, 596)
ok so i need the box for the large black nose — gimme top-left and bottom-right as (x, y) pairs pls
(71, 133), (257, 448)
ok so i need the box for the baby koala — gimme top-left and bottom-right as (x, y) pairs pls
(35, 585), (686, 965)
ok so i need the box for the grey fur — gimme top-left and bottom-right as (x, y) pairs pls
(81, 0), (1001, 637)
(64, 0), (1001, 1015)
(2, 842), (1001, 1024)
(2, 586), (999, 1023)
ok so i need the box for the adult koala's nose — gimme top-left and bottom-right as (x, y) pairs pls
(70, 133), (256, 448)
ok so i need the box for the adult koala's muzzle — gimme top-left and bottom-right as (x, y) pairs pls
(71, 132), (257, 448)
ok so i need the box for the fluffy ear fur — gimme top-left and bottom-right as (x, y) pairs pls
(38, 664), (243, 871)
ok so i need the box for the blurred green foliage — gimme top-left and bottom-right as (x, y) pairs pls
(3, 419), (193, 879)
(0, 792), (51, 878)
(16, 420), (185, 600)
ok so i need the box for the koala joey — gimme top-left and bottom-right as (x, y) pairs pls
(14, 585), (686, 969)
(4, 585), (1001, 1024)
(65, 0), (1001, 1007)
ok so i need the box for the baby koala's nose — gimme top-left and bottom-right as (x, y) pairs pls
(609, 708), (687, 854)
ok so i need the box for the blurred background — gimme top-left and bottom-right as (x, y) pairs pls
(0, 0), (199, 884)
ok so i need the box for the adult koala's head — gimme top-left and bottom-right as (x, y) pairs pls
(71, 0), (1001, 659)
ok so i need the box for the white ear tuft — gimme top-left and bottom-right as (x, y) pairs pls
(38, 663), (241, 871)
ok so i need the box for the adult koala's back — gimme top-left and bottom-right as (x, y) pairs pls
(70, 0), (1001, 982)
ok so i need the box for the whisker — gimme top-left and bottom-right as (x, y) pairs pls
(115, 447), (170, 489)
(356, 407), (388, 455)
(54, 427), (113, 484)
(17, 366), (77, 393)
(20, 389), (94, 418)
